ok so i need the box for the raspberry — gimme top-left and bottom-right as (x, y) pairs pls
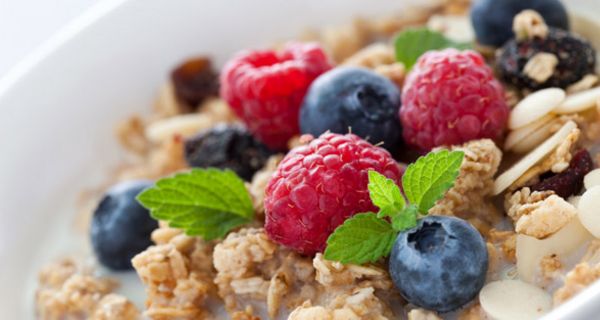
(531, 149), (594, 198)
(399, 49), (509, 152)
(264, 133), (402, 255)
(220, 42), (332, 150)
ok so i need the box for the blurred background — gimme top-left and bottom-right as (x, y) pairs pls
(0, 0), (97, 76)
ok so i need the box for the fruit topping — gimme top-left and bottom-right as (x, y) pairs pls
(263, 133), (402, 255)
(470, 0), (569, 47)
(400, 49), (509, 152)
(578, 186), (600, 238)
(184, 124), (274, 181)
(494, 120), (577, 195)
(220, 42), (332, 150)
(584, 169), (600, 190)
(299, 67), (403, 155)
(497, 11), (596, 91)
(530, 149), (594, 198)
(508, 88), (565, 130)
(389, 216), (488, 313)
(479, 280), (553, 320)
(171, 57), (219, 110)
(91, 181), (158, 270)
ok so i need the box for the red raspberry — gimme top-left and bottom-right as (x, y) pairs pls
(400, 49), (509, 152)
(220, 42), (332, 150)
(264, 133), (402, 255)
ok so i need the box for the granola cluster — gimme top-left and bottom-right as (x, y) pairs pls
(429, 139), (503, 235)
(131, 227), (215, 319)
(36, 259), (139, 320)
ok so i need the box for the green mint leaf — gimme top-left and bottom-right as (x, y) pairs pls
(136, 168), (254, 240)
(391, 205), (418, 231)
(402, 150), (464, 214)
(324, 213), (397, 264)
(368, 170), (405, 218)
(394, 28), (472, 70)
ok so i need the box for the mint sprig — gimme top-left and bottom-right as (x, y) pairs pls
(324, 150), (464, 264)
(394, 28), (472, 70)
(136, 168), (254, 240)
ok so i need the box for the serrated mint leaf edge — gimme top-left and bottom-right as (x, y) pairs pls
(368, 170), (405, 218)
(402, 150), (464, 214)
(324, 213), (397, 265)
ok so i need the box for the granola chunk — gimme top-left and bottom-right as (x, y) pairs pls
(36, 258), (138, 320)
(132, 231), (215, 319)
(429, 139), (503, 233)
(249, 155), (283, 214)
(554, 263), (600, 304)
(540, 254), (562, 281)
(342, 43), (406, 88)
(407, 308), (441, 320)
(288, 287), (392, 320)
(313, 253), (392, 290)
(213, 228), (316, 318)
(505, 187), (577, 238)
(489, 229), (517, 263)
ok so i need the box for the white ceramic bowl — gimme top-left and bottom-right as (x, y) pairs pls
(0, 0), (599, 318)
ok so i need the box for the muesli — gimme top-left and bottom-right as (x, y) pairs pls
(35, 0), (600, 319)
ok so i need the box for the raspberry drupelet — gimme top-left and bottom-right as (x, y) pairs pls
(400, 49), (509, 152)
(220, 42), (332, 150)
(264, 133), (403, 255)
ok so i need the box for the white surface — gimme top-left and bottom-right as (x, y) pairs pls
(0, 0), (98, 76)
(0, 0), (600, 319)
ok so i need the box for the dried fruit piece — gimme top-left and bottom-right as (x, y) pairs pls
(531, 149), (594, 198)
(516, 216), (592, 282)
(494, 121), (577, 195)
(577, 186), (600, 238)
(479, 280), (552, 320)
(508, 88), (565, 130)
(171, 57), (219, 109)
(584, 169), (600, 190)
(554, 87), (600, 114)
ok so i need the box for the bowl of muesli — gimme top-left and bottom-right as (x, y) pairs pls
(2, 0), (600, 319)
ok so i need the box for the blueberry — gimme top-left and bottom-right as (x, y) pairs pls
(91, 180), (157, 270)
(471, 0), (569, 47)
(299, 67), (403, 155)
(389, 216), (488, 313)
(184, 124), (274, 181)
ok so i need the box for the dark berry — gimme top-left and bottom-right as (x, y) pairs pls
(91, 181), (157, 270)
(299, 67), (403, 155)
(389, 216), (488, 313)
(497, 28), (596, 91)
(171, 57), (219, 110)
(471, 0), (569, 47)
(531, 149), (594, 198)
(184, 124), (274, 181)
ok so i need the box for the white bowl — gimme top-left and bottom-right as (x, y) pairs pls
(0, 0), (598, 318)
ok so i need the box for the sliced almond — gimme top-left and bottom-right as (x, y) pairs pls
(553, 87), (600, 114)
(145, 113), (213, 144)
(494, 121), (577, 195)
(504, 114), (555, 151)
(479, 280), (552, 320)
(577, 186), (600, 238)
(510, 117), (559, 154)
(584, 169), (600, 190)
(508, 88), (565, 129)
(516, 216), (592, 283)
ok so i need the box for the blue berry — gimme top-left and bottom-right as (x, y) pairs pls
(299, 67), (403, 155)
(471, 0), (569, 47)
(389, 216), (488, 313)
(91, 181), (157, 270)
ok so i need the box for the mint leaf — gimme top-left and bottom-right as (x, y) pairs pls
(394, 28), (472, 69)
(391, 205), (418, 231)
(368, 170), (405, 218)
(324, 213), (397, 264)
(137, 168), (254, 240)
(402, 150), (464, 214)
